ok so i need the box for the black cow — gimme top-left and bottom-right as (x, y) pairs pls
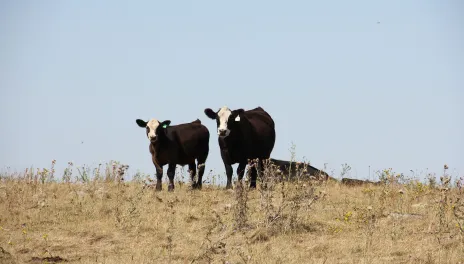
(341, 177), (381, 186)
(204, 106), (276, 189)
(135, 118), (210, 191)
(268, 158), (335, 181)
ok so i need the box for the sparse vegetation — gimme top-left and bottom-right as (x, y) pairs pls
(0, 158), (463, 263)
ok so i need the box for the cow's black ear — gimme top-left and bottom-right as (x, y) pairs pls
(136, 119), (147, 127)
(160, 120), (171, 128)
(204, 108), (217, 119)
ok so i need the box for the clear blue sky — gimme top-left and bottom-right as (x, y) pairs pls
(1, 0), (462, 183)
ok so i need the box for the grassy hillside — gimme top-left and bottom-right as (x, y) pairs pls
(0, 161), (463, 264)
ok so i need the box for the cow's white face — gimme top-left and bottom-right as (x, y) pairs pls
(146, 119), (160, 141)
(217, 106), (240, 137)
(204, 106), (242, 137)
(136, 118), (171, 142)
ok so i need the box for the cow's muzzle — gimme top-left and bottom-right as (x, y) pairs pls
(218, 129), (228, 137)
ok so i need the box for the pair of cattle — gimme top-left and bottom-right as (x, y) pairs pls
(135, 106), (276, 191)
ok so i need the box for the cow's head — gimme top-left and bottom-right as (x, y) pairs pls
(204, 106), (244, 137)
(136, 118), (171, 142)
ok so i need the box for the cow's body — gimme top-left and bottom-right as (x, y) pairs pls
(341, 177), (381, 186)
(269, 158), (334, 181)
(204, 106), (276, 189)
(136, 118), (209, 191)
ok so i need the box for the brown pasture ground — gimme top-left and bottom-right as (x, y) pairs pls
(1, 174), (463, 264)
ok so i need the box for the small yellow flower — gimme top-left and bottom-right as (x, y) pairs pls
(43, 234), (48, 240)
(344, 211), (353, 222)
(22, 229), (27, 234)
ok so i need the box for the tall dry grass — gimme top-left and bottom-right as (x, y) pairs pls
(0, 159), (463, 264)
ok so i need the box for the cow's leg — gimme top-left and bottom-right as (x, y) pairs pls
(257, 158), (264, 180)
(254, 158), (266, 188)
(167, 164), (176, 192)
(196, 157), (207, 190)
(155, 165), (163, 191)
(236, 161), (247, 182)
(225, 163), (233, 189)
(250, 165), (258, 189)
(152, 156), (164, 191)
(188, 162), (198, 189)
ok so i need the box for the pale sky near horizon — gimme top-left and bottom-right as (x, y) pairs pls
(1, 0), (463, 184)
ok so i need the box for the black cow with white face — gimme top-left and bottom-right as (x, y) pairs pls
(204, 106), (276, 189)
(136, 118), (210, 191)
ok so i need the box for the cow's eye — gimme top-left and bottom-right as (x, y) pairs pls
(146, 127), (149, 134)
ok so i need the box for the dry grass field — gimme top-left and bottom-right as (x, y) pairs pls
(1, 160), (463, 264)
